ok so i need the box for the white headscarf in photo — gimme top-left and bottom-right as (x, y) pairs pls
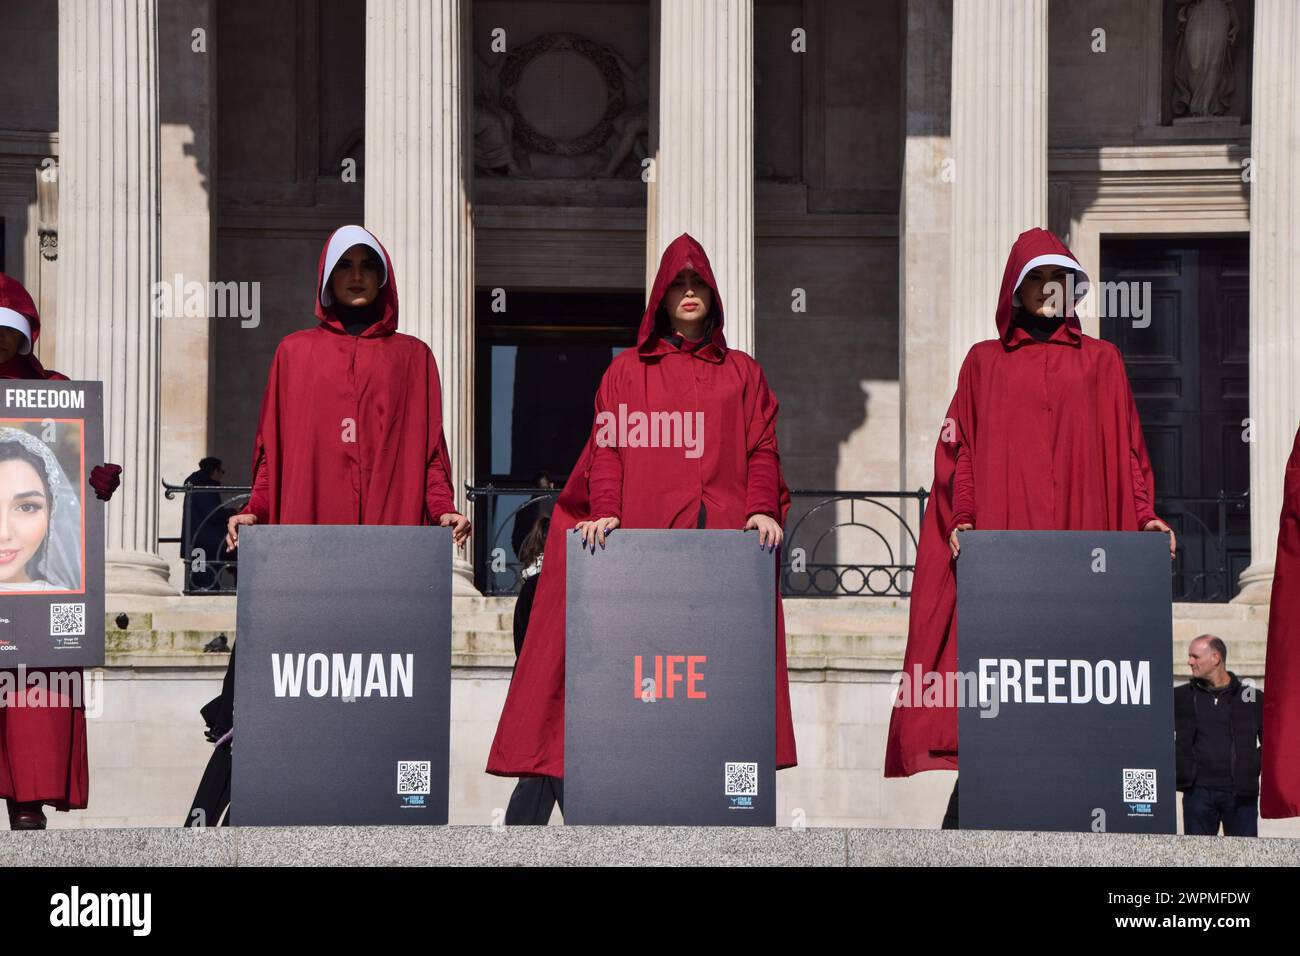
(0, 426), (81, 589)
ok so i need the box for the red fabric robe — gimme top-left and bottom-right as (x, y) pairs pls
(1261, 424), (1300, 818)
(885, 228), (1162, 777)
(0, 272), (88, 812)
(486, 233), (798, 777)
(0, 273), (68, 383)
(239, 227), (456, 525)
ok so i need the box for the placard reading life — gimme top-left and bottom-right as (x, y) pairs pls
(565, 530), (777, 826)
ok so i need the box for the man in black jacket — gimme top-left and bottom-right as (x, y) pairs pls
(1175, 635), (1263, 836)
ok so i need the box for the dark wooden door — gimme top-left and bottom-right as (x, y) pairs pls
(1100, 238), (1250, 600)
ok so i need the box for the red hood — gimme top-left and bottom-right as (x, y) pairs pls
(314, 225), (399, 337)
(638, 233), (727, 362)
(0, 272), (60, 380)
(995, 228), (1089, 347)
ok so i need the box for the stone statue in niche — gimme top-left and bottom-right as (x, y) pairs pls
(1172, 0), (1241, 120)
(474, 54), (523, 176)
(599, 51), (650, 179)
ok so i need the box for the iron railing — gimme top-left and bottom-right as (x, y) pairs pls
(1155, 492), (1250, 602)
(779, 489), (930, 597)
(465, 485), (930, 598)
(161, 481), (250, 595)
(466, 485), (563, 596)
(158, 483), (1249, 603)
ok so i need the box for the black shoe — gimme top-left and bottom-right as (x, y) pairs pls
(7, 801), (47, 830)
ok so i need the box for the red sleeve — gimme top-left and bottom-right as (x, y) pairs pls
(744, 366), (783, 521)
(950, 440), (976, 532)
(241, 436), (271, 523)
(238, 344), (280, 523)
(424, 349), (457, 520)
(425, 435), (456, 520)
(1118, 350), (1160, 527)
(587, 368), (623, 520)
(1130, 449), (1157, 527)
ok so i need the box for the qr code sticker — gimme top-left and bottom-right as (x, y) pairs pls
(1123, 768), (1157, 803)
(50, 603), (85, 637)
(724, 761), (758, 797)
(397, 760), (431, 795)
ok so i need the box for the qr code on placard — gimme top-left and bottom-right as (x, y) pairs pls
(1123, 768), (1157, 803)
(49, 603), (85, 637)
(724, 761), (758, 797)
(397, 760), (431, 795)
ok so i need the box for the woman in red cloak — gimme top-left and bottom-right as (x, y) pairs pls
(486, 234), (798, 816)
(0, 272), (121, 830)
(225, 224), (469, 538)
(884, 229), (1174, 826)
(1261, 424), (1300, 819)
(188, 225), (470, 826)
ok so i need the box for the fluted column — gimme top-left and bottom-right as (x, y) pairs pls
(900, 0), (953, 496)
(948, 0), (1047, 383)
(650, 0), (755, 355)
(365, 0), (478, 593)
(1237, 0), (1300, 603)
(57, 0), (174, 596)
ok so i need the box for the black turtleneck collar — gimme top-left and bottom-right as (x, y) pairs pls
(1014, 309), (1065, 343)
(334, 302), (382, 336)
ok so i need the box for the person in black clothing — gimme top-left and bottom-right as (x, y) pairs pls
(182, 457), (235, 590)
(509, 472), (555, 562)
(1175, 635), (1263, 837)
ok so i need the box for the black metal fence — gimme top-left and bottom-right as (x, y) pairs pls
(159, 482), (1250, 603)
(465, 484), (930, 599)
(1155, 492), (1250, 602)
(161, 481), (249, 595)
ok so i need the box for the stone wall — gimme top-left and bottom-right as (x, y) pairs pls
(34, 595), (1298, 838)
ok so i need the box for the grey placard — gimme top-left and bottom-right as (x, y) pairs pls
(957, 530), (1175, 833)
(232, 525), (451, 825)
(565, 530), (777, 825)
(0, 380), (105, 669)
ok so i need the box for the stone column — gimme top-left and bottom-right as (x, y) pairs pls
(1237, 0), (1300, 603)
(948, 0), (1047, 382)
(650, 0), (755, 356)
(900, 0), (953, 498)
(365, 0), (478, 593)
(57, 0), (174, 595)
(159, 0), (216, 589)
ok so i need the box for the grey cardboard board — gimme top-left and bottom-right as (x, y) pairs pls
(232, 525), (452, 825)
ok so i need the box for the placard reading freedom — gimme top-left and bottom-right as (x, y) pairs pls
(565, 530), (777, 825)
(232, 525), (452, 825)
(957, 530), (1175, 833)
(0, 380), (105, 668)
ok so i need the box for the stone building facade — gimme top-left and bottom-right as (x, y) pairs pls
(0, 0), (1295, 833)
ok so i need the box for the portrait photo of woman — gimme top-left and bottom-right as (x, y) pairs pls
(0, 424), (83, 593)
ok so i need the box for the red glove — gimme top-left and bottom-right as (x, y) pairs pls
(89, 463), (123, 501)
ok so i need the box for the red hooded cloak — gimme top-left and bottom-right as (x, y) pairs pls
(0, 272), (87, 813)
(239, 226), (457, 525)
(0, 273), (67, 382)
(885, 228), (1161, 777)
(1261, 424), (1300, 818)
(486, 234), (798, 777)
